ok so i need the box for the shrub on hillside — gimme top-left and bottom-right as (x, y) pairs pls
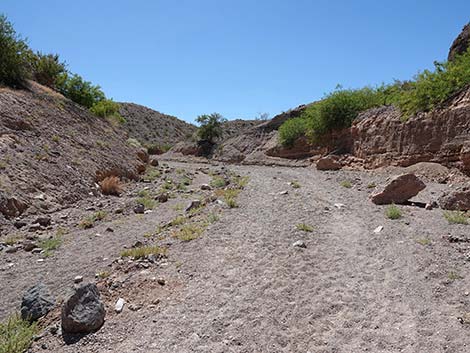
(278, 117), (307, 147)
(31, 52), (66, 89)
(398, 49), (470, 118)
(99, 176), (122, 196)
(0, 15), (32, 87)
(56, 73), (105, 108)
(90, 99), (126, 124)
(196, 113), (226, 143)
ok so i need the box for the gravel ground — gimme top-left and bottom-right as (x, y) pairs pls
(4, 162), (470, 352)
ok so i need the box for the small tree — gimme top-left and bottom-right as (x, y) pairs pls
(196, 113), (226, 143)
(0, 14), (33, 87)
(56, 73), (105, 108)
(31, 52), (66, 88)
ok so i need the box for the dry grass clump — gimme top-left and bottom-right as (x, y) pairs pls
(0, 314), (38, 353)
(120, 245), (167, 259)
(99, 176), (122, 196)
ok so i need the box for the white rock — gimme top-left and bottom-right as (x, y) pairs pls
(373, 226), (384, 234)
(334, 203), (345, 209)
(115, 298), (126, 313)
(292, 240), (306, 248)
(279, 190), (289, 195)
(74, 276), (83, 284)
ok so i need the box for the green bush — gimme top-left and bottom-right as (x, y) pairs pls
(0, 15), (32, 87)
(196, 113), (226, 143)
(90, 99), (125, 124)
(0, 314), (38, 353)
(398, 50), (470, 118)
(56, 73), (105, 108)
(31, 52), (66, 88)
(278, 117), (307, 147)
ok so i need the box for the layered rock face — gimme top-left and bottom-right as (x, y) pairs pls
(448, 23), (470, 61)
(351, 87), (470, 172)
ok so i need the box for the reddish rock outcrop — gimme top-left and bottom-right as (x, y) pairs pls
(316, 156), (342, 171)
(448, 23), (470, 61)
(371, 174), (426, 205)
(439, 188), (470, 211)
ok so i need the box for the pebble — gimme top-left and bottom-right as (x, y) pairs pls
(115, 298), (126, 313)
(74, 276), (83, 284)
(334, 203), (345, 209)
(292, 240), (307, 248)
(157, 278), (166, 286)
(373, 226), (384, 234)
(279, 190), (289, 195)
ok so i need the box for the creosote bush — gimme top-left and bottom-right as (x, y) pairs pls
(99, 176), (122, 196)
(385, 204), (402, 220)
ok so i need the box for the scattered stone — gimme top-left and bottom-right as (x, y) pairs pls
(185, 200), (201, 212)
(32, 248), (42, 254)
(5, 246), (18, 254)
(128, 303), (142, 311)
(136, 148), (149, 163)
(439, 189), (470, 211)
(34, 216), (51, 227)
(200, 184), (212, 191)
(133, 204), (145, 214)
(279, 190), (289, 195)
(147, 254), (157, 263)
(22, 240), (37, 252)
(115, 208), (124, 214)
(316, 155), (342, 171)
(155, 193), (169, 203)
(20, 283), (55, 322)
(74, 276), (83, 284)
(37, 259), (45, 263)
(105, 227), (114, 232)
(292, 240), (307, 248)
(28, 223), (43, 232)
(115, 298), (126, 313)
(0, 193), (29, 218)
(371, 174), (426, 205)
(14, 220), (27, 229)
(149, 158), (159, 167)
(61, 283), (106, 334)
(334, 203), (345, 209)
(373, 226), (384, 234)
(157, 278), (166, 286)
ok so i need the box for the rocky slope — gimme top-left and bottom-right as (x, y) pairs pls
(0, 82), (144, 235)
(119, 103), (196, 150)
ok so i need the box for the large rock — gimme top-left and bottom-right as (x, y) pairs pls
(316, 155), (342, 171)
(0, 192), (28, 219)
(61, 283), (106, 334)
(448, 23), (470, 61)
(371, 174), (426, 205)
(136, 148), (149, 163)
(439, 188), (470, 210)
(20, 283), (55, 322)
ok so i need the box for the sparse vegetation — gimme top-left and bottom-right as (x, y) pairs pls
(99, 176), (122, 196)
(172, 223), (206, 242)
(78, 211), (107, 229)
(39, 235), (62, 256)
(210, 176), (227, 188)
(31, 52), (66, 89)
(207, 213), (219, 224)
(290, 180), (301, 189)
(136, 195), (155, 210)
(444, 211), (468, 225)
(171, 215), (187, 226)
(448, 271), (464, 281)
(385, 204), (402, 220)
(120, 245), (167, 259)
(56, 73), (105, 108)
(340, 180), (352, 188)
(196, 113), (226, 143)
(90, 99), (126, 124)
(367, 182), (376, 189)
(144, 168), (161, 181)
(278, 117), (307, 147)
(0, 314), (38, 353)
(416, 238), (431, 246)
(296, 223), (314, 232)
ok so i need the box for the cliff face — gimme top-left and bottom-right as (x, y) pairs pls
(351, 87), (470, 172)
(448, 23), (470, 61)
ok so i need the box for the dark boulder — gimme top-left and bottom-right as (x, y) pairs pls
(20, 283), (55, 322)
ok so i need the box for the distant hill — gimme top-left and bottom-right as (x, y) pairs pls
(119, 103), (196, 149)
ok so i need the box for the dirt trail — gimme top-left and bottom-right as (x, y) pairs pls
(6, 162), (470, 352)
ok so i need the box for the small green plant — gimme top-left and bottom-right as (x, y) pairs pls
(93, 210), (107, 221)
(448, 271), (463, 281)
(416, 238), (431, 246)
(4, 234), (21, 246)
(136, 196), (155, 210)
(367, 182), (376, 189)
(172, 203), (183, 212)
(340, 180), (352, 188)
(296, 223), (314, 232)
(0, 313), (38, 353)
(120, 245), (167, 259)
(172, 224), (205, 242)
(207, 213), (219, 224)
(39, 235), (62, 255)
(90, 99), (126, 124)
(210, 176), (227, 188)
(278, 117), (307, 147)
(385, 204), (402, 220)
(444, 211), (468, 225)
(171, 215), (187, 226)
(51, 135), (60, 143)
(137, 189), (151, 197)
(78, 211), (107, 229)
(290, 180), (301, 189)
(233, 175), (249, 188)
(144, 168), (161, 181)
(96, 271), (110, 279)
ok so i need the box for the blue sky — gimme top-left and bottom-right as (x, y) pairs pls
(2, 0), (469, 123)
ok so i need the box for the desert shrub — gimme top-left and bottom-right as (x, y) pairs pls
(56, 73), (105, 108)
(196, 113), (226, 143)
(398, 50), (470, 118)
(385, 204), (402, 220)
(120, 245), (166, 259)
(99, 176), (122, 196)
(296, 223), (314, 232)
(90, 99), (125, 124)
(278, 117), (307, 147)
(444, 211), (468, 225)
(0, 314), (38, 353)
(0, 15), (32, 87)
(31, 52), (66, 88)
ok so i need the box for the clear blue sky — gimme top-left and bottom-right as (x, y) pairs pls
(2, 0), (469, 123)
